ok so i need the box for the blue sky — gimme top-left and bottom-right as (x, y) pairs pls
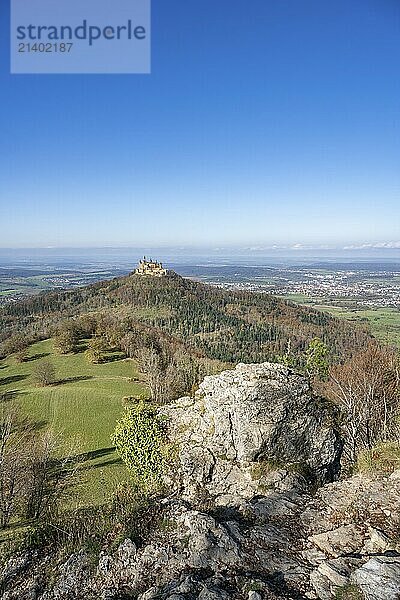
(0, 0), (399, 248)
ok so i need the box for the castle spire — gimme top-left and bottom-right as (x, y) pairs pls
(135, 256), (167, 277)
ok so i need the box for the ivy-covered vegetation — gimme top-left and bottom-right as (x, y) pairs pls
(112, 402), (169, 494)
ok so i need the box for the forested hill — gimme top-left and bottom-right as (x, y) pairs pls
(0, 271), (371, 365)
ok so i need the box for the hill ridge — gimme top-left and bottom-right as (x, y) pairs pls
(0, 271), (372, 366)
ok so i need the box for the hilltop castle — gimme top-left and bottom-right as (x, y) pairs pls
(135, 257), (167, 277)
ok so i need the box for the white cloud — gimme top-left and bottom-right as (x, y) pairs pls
(343, 241), (400, 250)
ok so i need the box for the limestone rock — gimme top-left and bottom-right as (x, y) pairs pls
(309, 525), (365, 558)
(0, 553), (32, 589)
(163, 362), (342, 500)
(362, 527), (395, 554)
(304, 468), (400, 599)
(309, 558), (362, 599)
(352, 557), (400, 600)
(3, 366), (400, 600)
(248, 593), (262, 600)
(40, 551), (90, 599)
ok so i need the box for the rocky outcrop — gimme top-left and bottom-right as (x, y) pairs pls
(353, 557), (400, 600)
(163, 362), (342, 502)
(303, 470), (400, 599)
(4, 470), (400, 599)
(2, 363), (400, 600)
(0, 493), (310, 599)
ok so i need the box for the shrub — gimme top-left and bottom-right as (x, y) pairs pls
(33, 360), (56, 386)
(356, 442), (400, 476)
(112, 402), (169, 494)
(24, 484), (156, 556)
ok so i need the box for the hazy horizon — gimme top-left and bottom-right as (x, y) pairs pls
(0, 244), (399, 268)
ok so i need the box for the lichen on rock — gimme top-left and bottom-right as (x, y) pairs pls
(163, 362), (343, 501)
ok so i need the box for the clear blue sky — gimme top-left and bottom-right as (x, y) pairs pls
(0, 0), (399, 248)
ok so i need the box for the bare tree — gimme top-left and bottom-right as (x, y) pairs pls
(0, 406), (81, 528)
(136, 347), (169, 402)
(0, 406), (30, 527)
(136, 344), (218, 403)
(24, 430), (58, 520)
(120, 332), (137, 359)
(33, 360), (56, 387)
(329, 343), (400, 463)
(24, 430), (79, 520)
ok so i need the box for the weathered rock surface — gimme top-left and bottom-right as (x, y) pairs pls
(163, 362), (342, 501)
(352, 557), (400, 600)
(0, 495), (309, 600)
(1, 363), (400, 600)
(303, 470), (400, 599)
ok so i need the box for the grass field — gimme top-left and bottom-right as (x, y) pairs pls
(0, 339), (148, 508)
(315, 306), (400, 348)
(284, 294), (400, 348)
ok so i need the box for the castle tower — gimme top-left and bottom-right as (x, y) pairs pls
(135, 257), (167, 277)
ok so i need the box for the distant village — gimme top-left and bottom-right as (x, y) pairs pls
(209, 268), (400, 309)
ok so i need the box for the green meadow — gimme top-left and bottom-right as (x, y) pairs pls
(316, 306), (400, 348)
(0, 339), (148, 508)
(284, 294), (400, 348)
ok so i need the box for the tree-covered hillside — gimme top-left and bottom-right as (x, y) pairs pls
(0, 272), (371, 367)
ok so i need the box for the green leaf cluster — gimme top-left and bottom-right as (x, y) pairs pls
(112, 402), (167, 494)
(305, 337), (329, 380)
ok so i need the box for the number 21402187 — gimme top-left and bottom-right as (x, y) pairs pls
(18, 43), (73, 53)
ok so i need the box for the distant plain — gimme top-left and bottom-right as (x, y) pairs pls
(1, 249), (399, 348)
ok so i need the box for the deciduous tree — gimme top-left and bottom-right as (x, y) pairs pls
(306, 338), (329, 381)
(55, 323), (79, 354)
(33, 360), (56, 387)
(329, 343), (400, 463)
